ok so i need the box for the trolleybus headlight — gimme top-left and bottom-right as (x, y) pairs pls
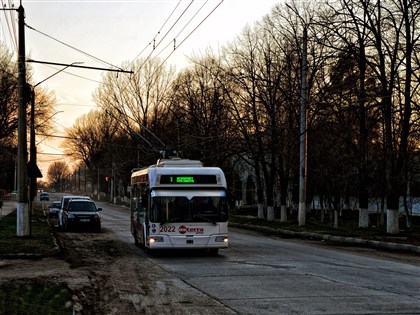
(215, 236), (228, 243)
(149, 236), (164, 243)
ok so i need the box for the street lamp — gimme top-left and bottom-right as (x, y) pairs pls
(28, 62), (83, 229)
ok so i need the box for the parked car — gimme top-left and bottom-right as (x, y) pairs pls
(40, 192), (49, 201)
(58, 195), (91, 229)
(48, 201), (61, 218)
(62, 199), (102, 232)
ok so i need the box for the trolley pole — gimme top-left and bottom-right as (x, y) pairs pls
(17, 4), (30, 236)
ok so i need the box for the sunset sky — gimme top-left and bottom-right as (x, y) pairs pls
(1, 0), (280, 175)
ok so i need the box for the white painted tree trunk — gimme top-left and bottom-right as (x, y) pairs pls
(267, 206), (274, 221)
(386, 209), (399, 234)
(358, 208), (369, 228)
(280, 205), (287, 222)
(16, 203), (29, 236)
(334, 210), (339, 229)
(257, 203), (264, 219)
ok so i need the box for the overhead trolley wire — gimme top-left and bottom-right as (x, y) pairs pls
(154, 0), (209, 59)
(130, 0), (182, 64)
(153, 0), (195, 53)
(102, 0), (224, 155)
(131, 0), (222, 83)
(133, 0), (195, 72)
(150, 0), (224, 81)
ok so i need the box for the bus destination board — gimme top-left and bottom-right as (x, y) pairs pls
(160, 175), (217, 184)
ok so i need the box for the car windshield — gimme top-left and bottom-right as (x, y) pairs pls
(67, 202), (97, 212)
(63, 197), (90, 209)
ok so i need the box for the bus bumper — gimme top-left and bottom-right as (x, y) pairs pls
(148, 234), (228, 249)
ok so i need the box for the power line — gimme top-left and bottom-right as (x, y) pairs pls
(57, 103), (97, 107)
(0, 2), (17, 51)
(175, 0), (224, 52)
(36, 133), (76, 140)
(7, 0), (17, 48)
(25, 23), (123, 70)
(41, 63), (104, 85)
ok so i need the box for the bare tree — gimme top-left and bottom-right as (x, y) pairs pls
(166, 54), (238, 168)
(63, 110), (120, 193)
(93, 58), (175, 158)
(355, 0), (420, 233)
(47, 161), (71, 192)
(0, 44), (57, 191)
(0, 44), (19, 145)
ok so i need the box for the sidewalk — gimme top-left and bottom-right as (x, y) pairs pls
(0, 200), (16, 218)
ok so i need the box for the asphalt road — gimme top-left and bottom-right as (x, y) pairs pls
(95, 200), (420, 315)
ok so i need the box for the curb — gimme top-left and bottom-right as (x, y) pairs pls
(229, 222), (420, 254)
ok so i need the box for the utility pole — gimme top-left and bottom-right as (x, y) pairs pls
(17, 4), (29, 236)
(298, 26), (308, 227)
(28, 88), (42, 223)
(28, 61), (82, 222)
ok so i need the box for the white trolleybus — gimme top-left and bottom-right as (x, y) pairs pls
(130, 158), (229, 254)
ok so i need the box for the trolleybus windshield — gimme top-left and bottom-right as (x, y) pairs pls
(150, 190), (227, 223)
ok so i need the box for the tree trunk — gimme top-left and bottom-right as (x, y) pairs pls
(280, 204), (287, 222)
(334, 209), (339, 229)
(359, 208), (369, 228)
(267, 206), (274, 221)
(257, 203), (264, 219)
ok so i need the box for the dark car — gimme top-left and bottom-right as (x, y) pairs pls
(62, 200), (102, 232)
(40, 192), (49, 201)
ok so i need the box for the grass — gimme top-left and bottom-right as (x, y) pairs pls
(0, 206), (72, 315)
(0, 281), (72, 315)
(229, 207), (420, 245)
(0, 207), (57, 256)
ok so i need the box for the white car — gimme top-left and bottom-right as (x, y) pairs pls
(48, 201), (61, 218)
(58, 195), (91, 229)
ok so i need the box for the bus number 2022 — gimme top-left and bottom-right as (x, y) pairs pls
(160, 225), (175, 233)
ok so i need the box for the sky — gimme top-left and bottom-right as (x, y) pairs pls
(1, 0), (280, 176)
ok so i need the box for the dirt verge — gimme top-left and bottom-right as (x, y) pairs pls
(0, 226), (234, 315)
